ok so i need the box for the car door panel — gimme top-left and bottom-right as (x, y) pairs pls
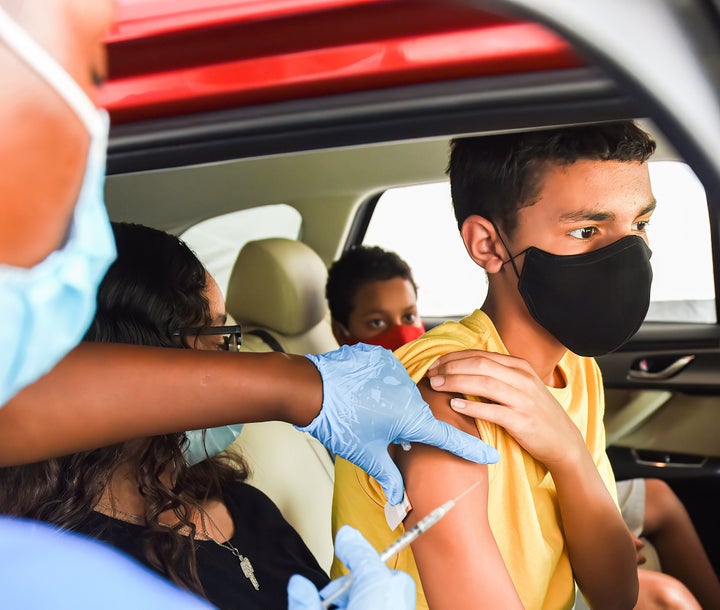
(598, 325), (720, 471)
(598, 325), (720, 572)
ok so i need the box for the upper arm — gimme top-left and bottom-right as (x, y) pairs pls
(394, 379), (523, 610)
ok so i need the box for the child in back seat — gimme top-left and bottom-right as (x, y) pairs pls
(326, 245), (425, 352)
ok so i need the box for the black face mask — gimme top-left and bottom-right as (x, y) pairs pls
(503, 235), (653, 357)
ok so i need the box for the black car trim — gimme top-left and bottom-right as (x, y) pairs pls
(107, 67), (637, 175)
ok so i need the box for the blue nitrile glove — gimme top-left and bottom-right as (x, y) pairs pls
(287, 526), (415, 610)
(298, 343), (499, 505)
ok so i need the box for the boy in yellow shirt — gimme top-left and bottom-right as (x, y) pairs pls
(333, 122), (657, 609)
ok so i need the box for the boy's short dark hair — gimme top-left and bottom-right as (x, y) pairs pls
(326, 246), (417, 328)
(447, 121), (656, 235)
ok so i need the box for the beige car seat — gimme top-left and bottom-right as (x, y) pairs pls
(226, 237), (339, 356)
(224, 237), (339, 573)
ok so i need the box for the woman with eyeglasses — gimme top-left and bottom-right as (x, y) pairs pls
(0, 222), (330, 610)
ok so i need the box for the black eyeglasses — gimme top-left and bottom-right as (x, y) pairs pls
(173, 324), (243, 352)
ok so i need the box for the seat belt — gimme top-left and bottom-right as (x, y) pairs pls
(245, 329), (285, 353)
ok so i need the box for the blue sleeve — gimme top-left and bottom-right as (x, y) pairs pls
(0, 517), (215, 609)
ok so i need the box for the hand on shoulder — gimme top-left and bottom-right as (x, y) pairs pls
(426, 349), (586, 471)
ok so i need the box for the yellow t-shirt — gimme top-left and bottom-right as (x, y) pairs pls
(331, 309), (617, 610)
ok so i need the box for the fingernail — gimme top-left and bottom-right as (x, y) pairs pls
(429, 375), (444, 387)
(450, 398), (465, 410)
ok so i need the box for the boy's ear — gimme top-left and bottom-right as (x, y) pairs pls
(461, 215), (506, 274)
(331, 320), (351, 346)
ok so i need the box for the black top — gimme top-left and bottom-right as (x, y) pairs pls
(72, 482), (329, 610)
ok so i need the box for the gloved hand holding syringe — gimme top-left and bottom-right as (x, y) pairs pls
(320, 480), (482, 609)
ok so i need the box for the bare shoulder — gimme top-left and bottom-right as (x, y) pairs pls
(417, 376), (481, 438)
(394, 377), (488, 522)
(393, 379), (522, 609)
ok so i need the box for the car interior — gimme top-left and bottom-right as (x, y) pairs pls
(225, 236), (338, 569)
(100, 0), (720, 597)
(104, 122), (718, 574)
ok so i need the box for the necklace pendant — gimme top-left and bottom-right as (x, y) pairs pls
(240, 555), (260, 591)
(201, 507), (261, 593)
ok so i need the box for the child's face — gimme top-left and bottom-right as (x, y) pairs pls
(336, 277), (422, 345)
(507, 159), (655, 259)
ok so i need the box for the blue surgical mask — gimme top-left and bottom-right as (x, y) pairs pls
(0, 8), (116, 406)
(184, 424), (245, 466)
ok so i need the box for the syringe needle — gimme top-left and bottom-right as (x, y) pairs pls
(450, 479), (481, 505)
(321, 480), (482, 609)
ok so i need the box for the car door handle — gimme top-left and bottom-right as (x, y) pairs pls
(632, 449), (707, 469)
(627, 355), (695, 380)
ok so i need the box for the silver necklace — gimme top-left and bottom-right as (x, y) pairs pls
(94, 500), (260, 591)
(201, 509), (260, 591)
(211, 537), (260, 591)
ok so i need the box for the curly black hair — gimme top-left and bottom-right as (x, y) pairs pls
(0, 222), (248, 598)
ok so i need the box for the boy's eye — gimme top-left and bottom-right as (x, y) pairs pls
(368, 319), (386, 329)
(633, 220), (650, 232)
(568, 226), (597, 240)
(402, 313), (417, 325)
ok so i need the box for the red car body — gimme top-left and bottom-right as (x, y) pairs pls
(101, 0), (583, 123)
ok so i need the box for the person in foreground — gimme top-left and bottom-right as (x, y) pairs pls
(0, 2), (496, 608)
(332, 122), (664, 609)
(2, 517), (413, 610)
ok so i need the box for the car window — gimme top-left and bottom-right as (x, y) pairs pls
(181, 204), (302, 297)
(644, 162), (714, 322)
(363, 161), (714, 323)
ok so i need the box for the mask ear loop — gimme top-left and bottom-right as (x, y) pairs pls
(491, 221), (522, 279)
(0, 6), (102, 134)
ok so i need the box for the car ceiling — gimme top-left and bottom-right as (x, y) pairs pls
(105, 117), (677, 264)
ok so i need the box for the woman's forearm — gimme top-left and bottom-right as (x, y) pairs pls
(0, 342), (322, 465)
(551, 452), (638, 609)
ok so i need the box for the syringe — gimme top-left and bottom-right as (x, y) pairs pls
(320, 481), (480, 609)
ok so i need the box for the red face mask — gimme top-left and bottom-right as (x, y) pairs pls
(348, 323), (426, 352)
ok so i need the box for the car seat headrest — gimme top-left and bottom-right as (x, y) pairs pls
(226, 238), (329, 336)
